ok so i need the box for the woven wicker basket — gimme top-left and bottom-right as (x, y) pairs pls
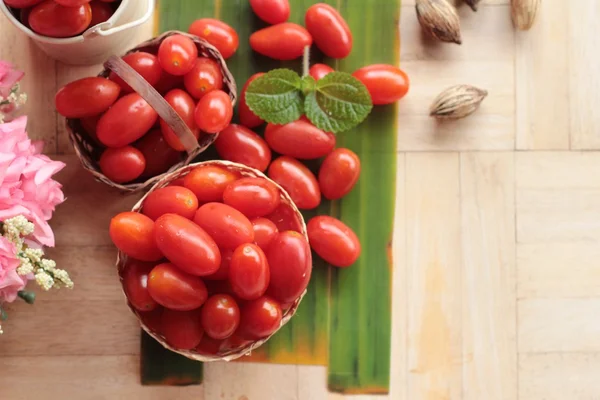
(116, 160), (309, 361)
(66, 31), (237, 193)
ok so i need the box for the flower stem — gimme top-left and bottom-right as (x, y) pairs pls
(0, 305), (7, 321)
(18, 290), (36, 304)
(302, 46), (310, 77)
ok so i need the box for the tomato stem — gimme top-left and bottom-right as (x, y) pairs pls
(302, 46), (310, 77)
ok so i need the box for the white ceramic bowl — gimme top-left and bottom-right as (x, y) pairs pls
(0, 0), (155, 65)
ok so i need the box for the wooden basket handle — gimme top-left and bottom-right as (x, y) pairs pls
(104, 55), (200, 155)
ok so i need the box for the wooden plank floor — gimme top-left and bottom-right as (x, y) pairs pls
(1, 0), (599, 398)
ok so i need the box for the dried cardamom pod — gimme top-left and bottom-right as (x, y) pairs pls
(430, 85), (488, 119)
(465, 0), (482, 12)
(415, 0), (462, 45)
(511, 0), (541, 30)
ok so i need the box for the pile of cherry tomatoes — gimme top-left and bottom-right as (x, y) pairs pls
(111, 164), (313, 353)
(5, 0), (121, 38)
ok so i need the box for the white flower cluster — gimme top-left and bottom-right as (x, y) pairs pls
(0, 84), (27, 124)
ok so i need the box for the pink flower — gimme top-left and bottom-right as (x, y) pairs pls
(0, 236), (25, 303)
(0, 61), (24, 98)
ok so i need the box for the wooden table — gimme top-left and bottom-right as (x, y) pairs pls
(1, 0), (599, 399)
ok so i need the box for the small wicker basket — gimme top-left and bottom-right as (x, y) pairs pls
(66, 31), (237, 193)
(116, 160), (308, 361)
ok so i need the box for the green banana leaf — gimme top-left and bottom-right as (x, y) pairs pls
(144, 0), (399, 394)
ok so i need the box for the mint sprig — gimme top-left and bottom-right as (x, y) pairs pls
(245, 68), (372, 133)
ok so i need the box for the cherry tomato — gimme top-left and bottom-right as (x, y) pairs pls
(55, 77), (120, 118)
(160, 89), (199, 151)
(80, 114), (102, 146)
(194, 90), (233, 134)
(204, 248), (233, 281)
(194, 203), (254, 249)
(154, 213), (221, 276)
(223, 178), (281, 219)
(305, 3), (352, 59)
(99, 146), (145, 184)
(318, 148), (361, 200)
(268, 156), (321, 210)
(250, 23), (312, 60)
(249, 0), (290, 25)
(54, 0), (91, 5)
(135, 128), (182, 178)
(109, 52), (162, 93)
(147, 262), (208, 311)
(215, 124), (270, 172)
(266, 203), (304, 233)
(188, 18), (239, 59)
(352, 64), (410, 105)
(307, 216), (360, 267)
(122, 259), (158, 312)
(265, 118), (335, 160)
(142, 186), (199, 221)
(157, 34), (198, 76)
(238, 296), (282, 339)
(251, 218), (278, 251)
(220, 331), (253, 352)
(238, 73), (264, 129)
(266, 231), (312, 303)
(196, 335), (224, 355)
(161, 309), (204, 350)
(200, 294), (240, 340)
(4, 0), (43, 8)
(109, 212), (162, 261)
(29, 1), (91, 38)
(309, 64), (334, 80)
(183, 57), (223, 100)
(139, 307), (163, 335)
(154, 72), (183, 94)
(229, 243), (270, 300)
(97, 93), (158, 147)
(183, 165), (238, 202)
(89, 0), (113, 27)
(169, 177), (186, 187)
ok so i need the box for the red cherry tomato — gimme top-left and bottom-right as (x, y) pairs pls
(238, 73), (264, 129)
(229, 243), (270, 300)
(220, 331), (253, 352)
(154, 213), (221, 276)
(109, 52), (163, 93)
(183, 57), (223, 100)
(160, 89), (199, 151)
(305, 3), (352, 59)
(55, 77), (120, 118)
(265, 118), (335, 160)
(238, 296), (282, 339)
(80, 114), (102, 146)
(194, 90), (233, 134)
(318, 148), (361, 200)
(195, 335), (224, 355)
(223, 178), (281, 219)
(201, 294), (240, 339)
(109, 212), (162, 261)
(268, 156), (321, 210)
(154, 72), (183, 94)
(251, 218), (278, 251)
(194, 202), (254, 249)
(29, 0), (92, 38)
(54, 0), (91, 5)
(204, 248), (233, 281)
(188, 18), (239, 59)
(139, 307), (163, 335)
(142, 186), (199, 221)
(122, 259), (158, 312)
(249, 0), (290, 25)
(266, 231), (312, 304)
(96, 93), (158, 147)
(4, 0), (43, 8)
(214, 124), (271, 172)
(147, 262), (208, 311)
(309, 64), (334, 80)
(169, 177), (186, 187)
(99, 146), (146, 184)
(89, 0), (113, 27)
(157, 34), (198, 76)
(161, 309), (204, 350)
(266, 203), (304, 233)
(307, 216), (361, 267)
(249, 23), (312, 60)
(134, 128), (182, 178)
(183, 165), (238, 202)
(352, 64), (410, 105)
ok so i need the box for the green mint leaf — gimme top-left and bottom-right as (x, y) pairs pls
(305, 72), (373, 133)
(245, 69), (304, 125)
(301, 75), (317, 95)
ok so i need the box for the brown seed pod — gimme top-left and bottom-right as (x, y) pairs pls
(415, 0), (462, 45)
(511, 0), (541, 30)
(429, 85), (488, 119)
(465, 0), (482, 12)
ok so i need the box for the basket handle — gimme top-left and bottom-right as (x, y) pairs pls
(104, 55), (200, 155)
